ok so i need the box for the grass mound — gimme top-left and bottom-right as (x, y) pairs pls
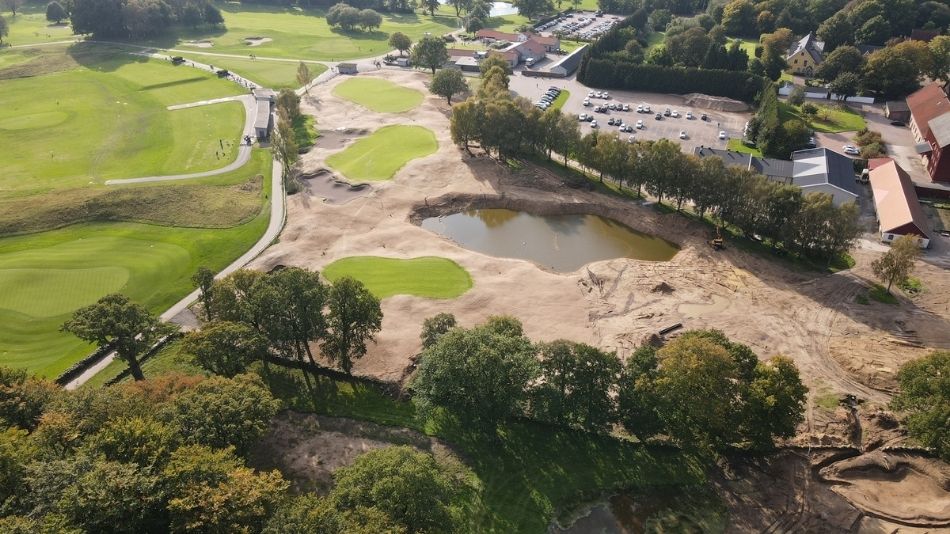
(326, 125), (437, 181)
(322, 256), (472, 299)
(0, 150), (271, 235)
(332, 77), (424, 113)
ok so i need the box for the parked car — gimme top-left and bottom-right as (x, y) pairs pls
(890, 120), (906, 127)
(686, 111), (693, 120)
(590, 120), (598, 128)
(636, 105), (644, 113)
(655, 113), (662, 120)
(671, 110), (680, 118)
(602, 91), (610, 99)
(578, 113), (588, 121)
(679, 131), (687, 139)
(643, 105), (651, 113)
(718, 130), (727, 139)
(608, 117), (616, 125)
(583, 99), (591, 106)
(622, 104), (630, 111)
(701, 113), (708, 121)
(842, 144), (860, 155)
(663, 108), (671, 116)
(636, 119), (644, 129)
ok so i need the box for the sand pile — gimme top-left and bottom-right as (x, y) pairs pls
(682, 93), (749, 112)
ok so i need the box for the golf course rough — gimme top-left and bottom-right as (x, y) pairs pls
(326, 125), (438, 181)
(331, 77), (425, 113)
(322, 256), (473, 299)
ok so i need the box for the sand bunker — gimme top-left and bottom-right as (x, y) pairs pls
(299, 169), (371, 205)
(183, 39), (213, 48)
(244, 36), (272, 46)
(820, 451), (950, 527)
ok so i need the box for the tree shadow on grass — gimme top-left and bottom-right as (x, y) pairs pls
(328, 27), (389, 42)
(66, 41), (149, 72)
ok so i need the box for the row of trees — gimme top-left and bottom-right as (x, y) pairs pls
(69, 0), (223, 38)
(0, 368), (476, 532)
(450, 62), (860, 262)
(325, 2), (382, 31)
(411, 315), (808, 452)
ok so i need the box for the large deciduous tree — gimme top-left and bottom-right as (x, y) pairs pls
(62, 294), (176, 381)
(388, 31), (411, 56)
(430, 68), (468, 104)
(321, 277), (382, 374)
(192, 266), (215, 321)
(411, 35), (449, 75)
(46, 1), (67, 23)
(420, 313), (457, 349)
(891, 350), (950, 461)
(871, 234), (920, 292)
(411, 316), (539, 431)
(183, 321), (269, 377)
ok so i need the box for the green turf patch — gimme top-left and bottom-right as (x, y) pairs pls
(332, 77), (424, 113)
(868, 283), (899, 305)
(83, 338), (206, 388)
(726, 138), (762, 156)
(322, 256), (473, 299)
(0, 150), (272, 234)
(155, 5), (458, 62)
(177, 55), (326, 89)
(779, 102), (866, 133)
(326, 125), (437, 181)
(1, 5), (75, 46)
(551, 90), (570, 110)
(0, 45), (245, 195)
(0, 169), (272, 378)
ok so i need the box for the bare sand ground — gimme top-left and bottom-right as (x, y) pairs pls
(251, 69), (950, 529)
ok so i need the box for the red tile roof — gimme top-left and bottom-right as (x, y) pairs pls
(907, 84), (950, 141)
(527, 33), (558, 46)
(516, 39), (547, 56)
(475, 29), (520, 41)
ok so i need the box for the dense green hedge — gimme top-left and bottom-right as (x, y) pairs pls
(578, 60), (766, 102)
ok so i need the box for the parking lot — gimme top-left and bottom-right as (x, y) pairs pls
(510, 76), (753, 153)
(537, 11), (624, 41)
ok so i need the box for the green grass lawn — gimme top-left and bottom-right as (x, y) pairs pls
(1, 5), (76, 46)
(332, 77), (424, 113)
(322, 256), (473, 299)
(551, 89), (570, 110)
(83, 338), (206, 388)
(326, 125), (437, 181)
(735, 38), (759, 59)
(645, 31), (665, 51)
(157, 4), (458, 62)
(0, 157), (272, 378)
(0, 45), (245, 195)
(726, 138), (762, 156)
(778, 102), (866, 133)
(177, 54), (326, 89)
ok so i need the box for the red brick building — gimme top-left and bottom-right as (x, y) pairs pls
(906, 84), (950, 183)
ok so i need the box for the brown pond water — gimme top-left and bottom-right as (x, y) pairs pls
(420, 209), (678, 273)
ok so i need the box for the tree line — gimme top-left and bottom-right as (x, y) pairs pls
(411, 315), (808, 453)
(450, 61), (861, 262)
(70, 0), (223, 39)
(325, 2), (382, 31)
(0, 367), (476, 532)
(577, 13), (767, 102)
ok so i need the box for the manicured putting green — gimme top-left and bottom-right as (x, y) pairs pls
(326, 125), (437, 181)
(332, 77), (424, 113)
(322, 256), (472, 299)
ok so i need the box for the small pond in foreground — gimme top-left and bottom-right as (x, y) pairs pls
(420, 209), (678, 272)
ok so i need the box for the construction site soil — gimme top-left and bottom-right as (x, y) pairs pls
(251, 70), (950, 531)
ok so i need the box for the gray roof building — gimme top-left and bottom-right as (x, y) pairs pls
(694, 147), (859, 205)
(786, 32), (824, 63)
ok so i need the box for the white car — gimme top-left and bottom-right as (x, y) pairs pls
(590, 120), (598, 128)
(718, 130), (727, 140)
(578, 113), (588, 121)
(583, 99), (591, 106)
(588, 91), (595, 98)
(643, 105), (651, 113)
(594, 91), (602, 98)
(686, 111), (693, 120)
(679, 131), (687, 139)
(843, 145), (860, 155)
(636, 104), (644, 113)
(602, 91), (610, 99)
(671, 110), (680, 118)
(622, 104), (630, 111)
(635, 119), (644, 129)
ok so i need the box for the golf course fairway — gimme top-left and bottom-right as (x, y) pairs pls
(326, 125), (437, 181)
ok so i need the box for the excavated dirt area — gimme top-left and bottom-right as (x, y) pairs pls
(251, 69), (950, 530)
(248, 412), (451, 493)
